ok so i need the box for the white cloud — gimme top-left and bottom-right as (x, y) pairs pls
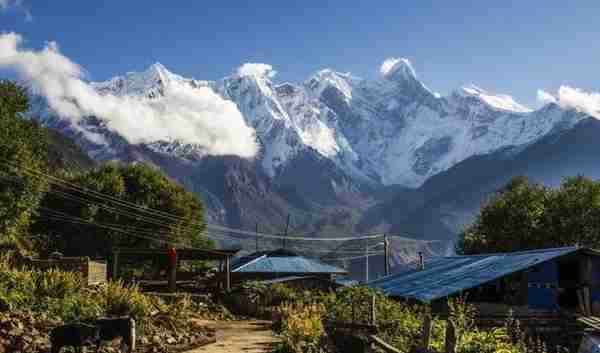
(537, 89), (557, 104)
(538, 86), (600, 119)
(379, 57), (415, 78)
(0, 32), (259, 158)
(236, 63), (276, 78)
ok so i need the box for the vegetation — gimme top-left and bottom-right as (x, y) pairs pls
(238, 281), (557, 353)
(458, 175), (600, 254)
(0, 255), (165, 334)
(32, 163), (213, 258)
(0, 80), (212, 259)
(0, 80), (49, 249)
(260, 285), (540, 353)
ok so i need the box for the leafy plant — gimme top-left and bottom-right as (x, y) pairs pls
(458, 175), (600, 254)
(275, 302), (327, 353)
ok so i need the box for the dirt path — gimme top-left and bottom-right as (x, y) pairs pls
(186, 320), (280, 353)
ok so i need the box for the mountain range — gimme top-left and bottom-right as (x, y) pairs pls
(29, 58), (597, 250)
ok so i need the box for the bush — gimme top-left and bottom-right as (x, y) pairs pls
(267, 285), (535, 353)
(0, 257), (157, 329)
(102, 280), (154, 319)
(275, 302), (327, 353)
(459, 327), (523, 353)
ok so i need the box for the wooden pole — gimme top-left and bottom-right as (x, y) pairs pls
(584, 287), (591, 316)
(445, 320), (457, 353)
(111, 250), (119, 280)
(384, 235), (390, 276)
(371, 294), (377, 326)
(283, 214), (290, 249)
(225, 255), (231, 292)
(168, 252), (177, 293)
(577, 289), (587, 315)
(365, 239), (369, 283)
(255, 223), (259, 252)
(422, 314), (432, 350)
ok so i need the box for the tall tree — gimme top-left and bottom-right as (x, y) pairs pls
(33, 163), (213, 258)
(458, 175), (600, 254)
(0, 80), (49, 246)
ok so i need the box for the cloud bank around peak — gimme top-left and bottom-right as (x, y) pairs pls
(0, 32), (259, 158)
(538, 86), (600, 119)
(236, 63), (276, 78)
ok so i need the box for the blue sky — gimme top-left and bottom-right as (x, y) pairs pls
(1, 0), (599, 108)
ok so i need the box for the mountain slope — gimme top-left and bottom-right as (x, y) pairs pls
(30, 59), (593, 236)
(83, 60), (584, 188)
(360, 116), (600, 240)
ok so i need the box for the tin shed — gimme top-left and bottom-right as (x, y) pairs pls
(368, 247), (600, 313)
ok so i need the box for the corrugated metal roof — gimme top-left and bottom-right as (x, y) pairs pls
(368, 246), (581, 302)
(232, 249), (347, 274)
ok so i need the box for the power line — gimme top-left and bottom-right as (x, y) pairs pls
(0, 160), (394, 242)
(0, 157), (444, 263)
(37, 213), (188, 247)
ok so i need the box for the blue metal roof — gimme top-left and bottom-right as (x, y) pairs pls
(232, 249), (347, 274)
(368, 246), (581, 302)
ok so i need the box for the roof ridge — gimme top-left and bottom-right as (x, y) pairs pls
(446, 246), (579, 258)
(232, 254), (267, 272)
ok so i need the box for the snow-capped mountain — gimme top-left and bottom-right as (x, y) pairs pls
(81, 59), (585, 189)
(31, 58), (593, 237)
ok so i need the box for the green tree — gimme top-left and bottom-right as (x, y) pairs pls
(0, 80), (49, 247)
(33, 163), (213, 258)
(458, 175), (600, 254)
(543, 176), (600, 248)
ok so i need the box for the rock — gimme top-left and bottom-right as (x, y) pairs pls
(8, 328), (24, 336)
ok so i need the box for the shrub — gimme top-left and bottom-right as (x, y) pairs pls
(102, 280), (154, 319)
(459, 327), (520, 353)
(32, 269), (83, 299)
(276, 302), (327, 353)
(268, 285), (534, 353)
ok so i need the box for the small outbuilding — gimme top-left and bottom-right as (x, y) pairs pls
(230, 249), (348, 284)
(368, 246), (600, 314)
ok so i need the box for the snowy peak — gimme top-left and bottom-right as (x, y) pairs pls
(144, 62), (172, 84)
(305, 69), (356, 103)
(75, 58), (588, 190)
(454, 84), (532, 113)
(91, 62), (189, 98)
(379, 57), (417, 81)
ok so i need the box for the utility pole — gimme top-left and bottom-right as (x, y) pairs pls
(255, 222), (259, 252)
(384, 235), (390, 276)
(365, 239), (369, 283)
(283, 214), (290, 249)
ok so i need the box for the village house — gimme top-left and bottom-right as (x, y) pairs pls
(368, 246), (600, 315)
(230, 248), (348, 287)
